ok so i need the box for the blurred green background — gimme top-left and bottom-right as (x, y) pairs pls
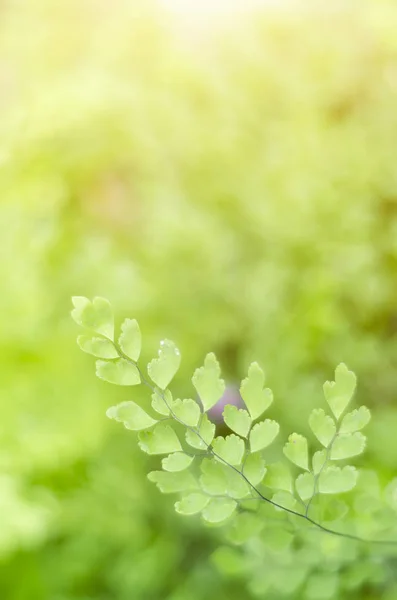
(1, 0), (397, 598)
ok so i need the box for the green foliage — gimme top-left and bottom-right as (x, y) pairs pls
(162, 452), (194, 472)
(138, 424), (182, 455)
(309, 409), (336, 447)
(95, 357), (141, 385)
(223, 406), (251, 438)
(249, 419), (279, 452)
(77, 334), (119, 359)
(118, 318), (142, 361)
(185, 414), (215, 450)
(240, 362), (273, 420)
(171, 398), (201, 427)
(192, 353), (225, 412)
(73, 297), (397, 600)
(323, 363), (357, 421)
(340, 406), (371, 434)
(319, 466), (358, 494)
(212, 435), (245, 466)
(71, 296), (114, 339)
(106, 401), (157, 430)
(283, 433), (309, 470)
(148, 339), (181, 390)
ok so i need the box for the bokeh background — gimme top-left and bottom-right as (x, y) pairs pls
(2, 0), (397, 598)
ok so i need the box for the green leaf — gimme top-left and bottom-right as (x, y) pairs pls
(151, 389), (171, 416)
(175, 493), (209, 515)
(323, 363), (357, 420)
(227, 512), (264, 544)
(77, 335), (118, 359)
(199, 459), (249, 500)
(192, 353), (225, 411)
(202, 498), (237, 523)
(312, 450), (327, 475)
(240, 362), (273, 420)
(249, 419), (279, 453)
(148, 339), (181, 390)
(330, 432), (366, 460)
(147, 470), (197, 493)
(265, 462), (292, 493)
(309, 409), (336, 447)
(272, 491), (297, 512)
(162, 452), (194, 472)
(212, 434), (245, 466)
(171, 398), (201, 426)
(138, 424), (182, 455)
(118, 318), (141, 361)
(200, 458), (228, 495)
(223, 405), (251, 438)
(71, 296), (114, 339)
(96, 358), (140, 385)
(340, 406), (371, 434)
(225, 469), (250, 499)
(243, 453), (267, 486)
(319, 466), (358, 494)
(283, 433), (309, 470)
(296, 472), (315, 501)
(185, 414), (215, 449)
(106, 401), (157, 430)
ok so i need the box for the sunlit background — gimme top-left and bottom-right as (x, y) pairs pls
(1, 0), (397, 598)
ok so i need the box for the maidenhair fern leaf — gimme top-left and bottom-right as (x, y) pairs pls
(283, 434), (309, 471)
(171, 398), (201, 427)
(309, 408), (336, 447)
(147, 470), (197, 493)
(202, 498), (237, 524)
(212, 435), (245, 466)
(312, 450), (327, 475)
(106, 401), (157, 430)
(323, 363), (356, 420)
(243, 453), (267, 486)
(200, 458), (228, 495)
(319, 466), (358, 494)
(296, 472), (315, 501)
(118, 318), (141, 361)
(340, 406), (371, 434)
(147, 339), (181, 389)
(77, 335), (118, 359)
(138, 423), (182, 455)
(151, 388), (171, 416)
(249, 420), (279, 453)
(71, 296), (114, 339)
(240, 362), (273, 420)
(162, 452), (194, 472)
(225, 469), (250, 499)
(175, 493), (209, 515)
(223, 405), (251, 438)
(192, 353), (225, 412)
(96, 358), (140, 385)
(330, 432), (366, 460)
(185, 414), (215, 449)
